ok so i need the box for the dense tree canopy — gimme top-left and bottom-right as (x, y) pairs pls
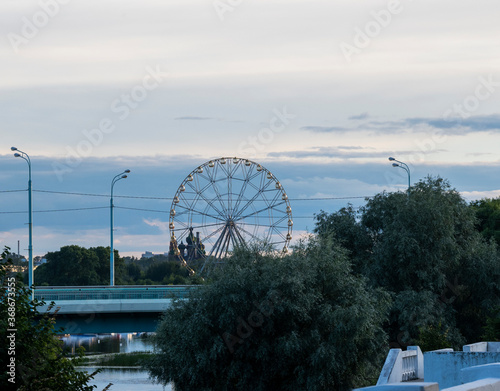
(314, 176), (500, 349)
(0, 247), (99, 390)
(146, 240), (390, 391)
(470, 197), (500, 246)
(34, 245), (198, 286)
(35, 245), (125, 286)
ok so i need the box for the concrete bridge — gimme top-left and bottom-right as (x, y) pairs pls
(35, 285), (195, 334)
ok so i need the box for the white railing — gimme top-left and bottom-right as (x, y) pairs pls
(402, 350), (418, 381)
(34, 285), (197, 301)
(377, 346), (424, 385)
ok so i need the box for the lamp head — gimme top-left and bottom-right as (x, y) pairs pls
(124, 169), (131, 173)
(392, 163), (399, 167)
(14, 153), (21, 158)
(121, 175), (128, 179)
(11, 147), (18, 151)
(388, 157), (395, 161)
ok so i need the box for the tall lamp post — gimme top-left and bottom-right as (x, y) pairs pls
(11, 147), (33, 293)
(388, 157), (411, 192)
(110, 170), (130, 286)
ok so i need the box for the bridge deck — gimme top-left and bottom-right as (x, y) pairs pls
(33, 286), (197, 333)
(34, 285), (195, 301)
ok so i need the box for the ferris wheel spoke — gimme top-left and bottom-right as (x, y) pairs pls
(232, 179), (275, 220)
(202, 163), (230, 217)
(209, 224), (229, 259)
(269, 215), (289, 229)
(234, 224), (264, 243)
(234, 200), (287, 222)
(172, 219), (194, 231)
(175, 204), (226, 222)
(231, 165), (255, 216)
(210, 170), (230, 217)
(232, 224), (246, 248)
(217, 159), (232, 178)
(185, 181), (227, 219)
(191, 221), (227, 230)
(173, 229), (190, 243)
(260, 186), (282, 210)
(227, 171), (232, 218)
(200, 224), (226, 243)
(271, 227), (288, 241)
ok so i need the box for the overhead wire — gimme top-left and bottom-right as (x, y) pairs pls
(1, 188), (371, 216)
(31, 189), (371, 201)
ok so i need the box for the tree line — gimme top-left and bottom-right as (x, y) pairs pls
(2, 176), (500, 390)
(33, 246), (202, 286)
(145, 176), (500, 390)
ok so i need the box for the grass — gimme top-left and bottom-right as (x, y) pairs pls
(80, 351), (153, 367)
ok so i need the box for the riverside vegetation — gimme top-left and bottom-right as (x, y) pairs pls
(2, 176), (499, 390)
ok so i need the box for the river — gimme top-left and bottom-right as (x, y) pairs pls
(60, 333), (172, 391)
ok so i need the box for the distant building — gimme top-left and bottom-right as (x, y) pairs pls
(141, 251), (178, 260)
(34, 256), (47, 266)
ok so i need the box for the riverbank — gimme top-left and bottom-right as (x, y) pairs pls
(78, 351), (153, 368)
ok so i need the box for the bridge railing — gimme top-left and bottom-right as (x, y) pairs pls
(34, 285), (197, 301)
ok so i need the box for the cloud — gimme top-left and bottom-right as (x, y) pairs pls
(174, 116), (215, 121)
(143, 218), (169, 232)
(405, 114), (500, 134)
(348, 112), (369, 120)
(301, 114), (500, 135)
(268, 146), (417, 160)
(461, 189), (500, 201)
(300, 126), (349, 133)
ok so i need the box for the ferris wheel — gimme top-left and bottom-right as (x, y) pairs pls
(168, 157), (293, 274)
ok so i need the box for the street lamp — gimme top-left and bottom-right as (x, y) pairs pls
(388, 157), (411, 191)
(110, 170), (130, 286)
(11, 147), (33, 293)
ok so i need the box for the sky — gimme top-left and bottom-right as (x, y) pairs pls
(1, 0), (500, 258)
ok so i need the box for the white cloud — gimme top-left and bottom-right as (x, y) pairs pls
(143, 218), (169, 233)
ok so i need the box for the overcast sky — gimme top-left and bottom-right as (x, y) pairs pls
(2, 0), (500, 258)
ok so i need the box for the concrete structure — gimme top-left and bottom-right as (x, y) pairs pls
(356, 343), (500, 391)
(377, 347), (424, 385)
(461, 363), (500, 384)
(424, 345), (500, 388)
(35, 285), (194, 333)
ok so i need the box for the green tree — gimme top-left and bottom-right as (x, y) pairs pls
(145, 261), (189, 284)
(146, 239), (390, 391)
(470, 197), (500, 246)
(35, 245), (125, 286)
(314, 204), (371, 274)
(0, 247), (101, 390)
(315, 176), (500, 348)
(482, 307), (500, 341)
